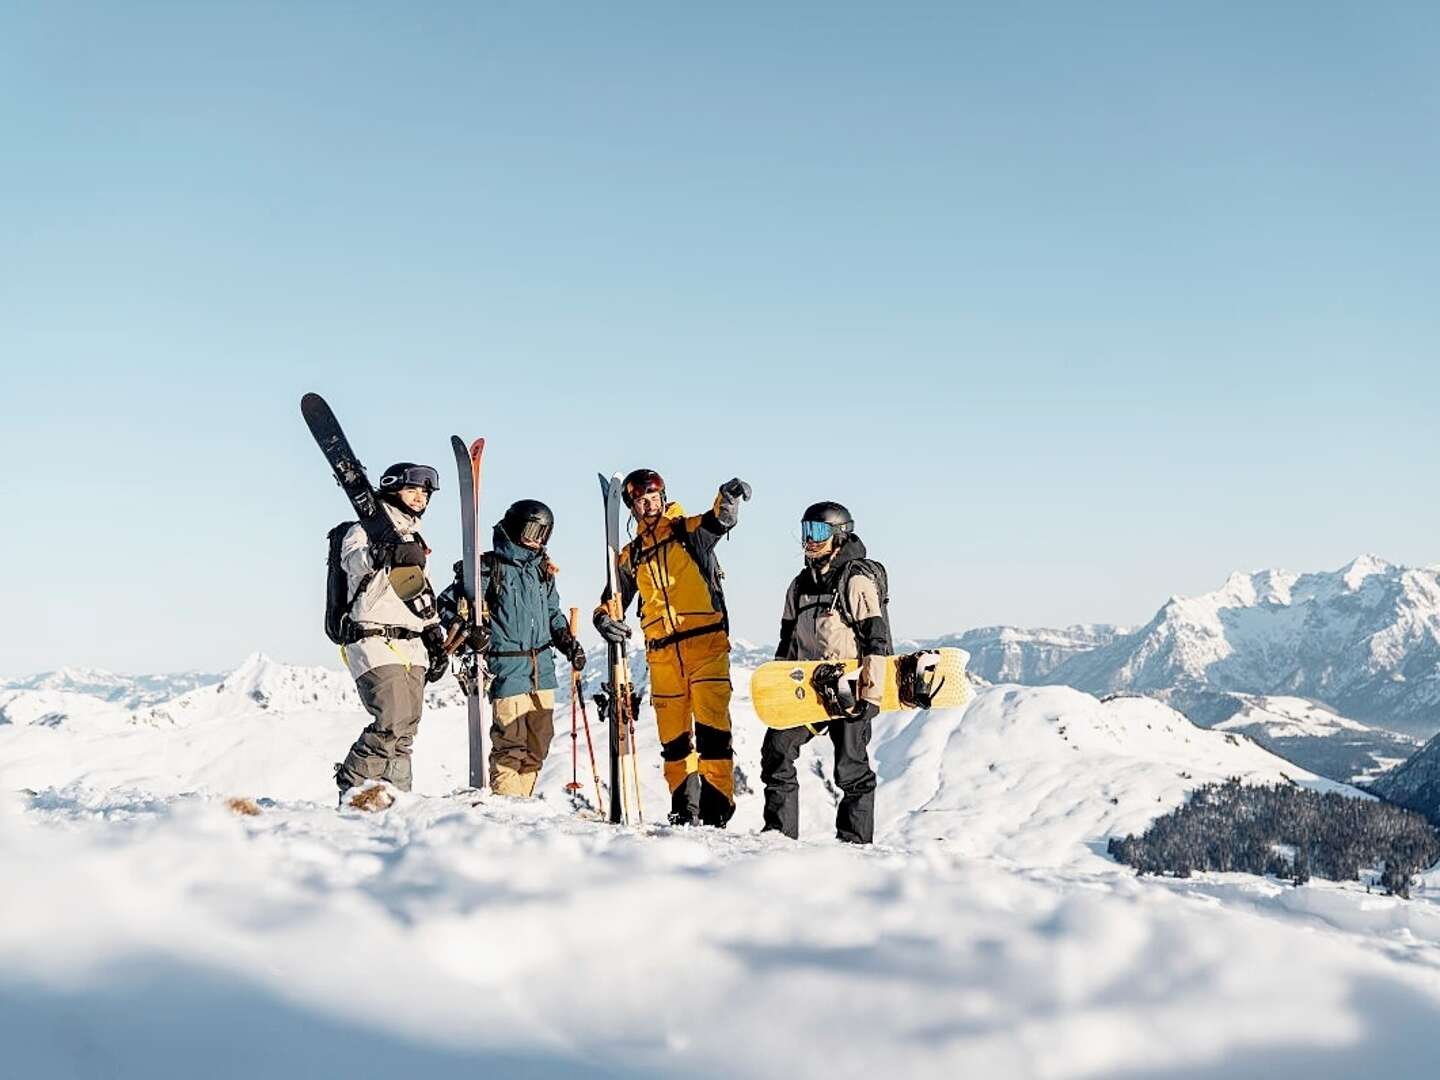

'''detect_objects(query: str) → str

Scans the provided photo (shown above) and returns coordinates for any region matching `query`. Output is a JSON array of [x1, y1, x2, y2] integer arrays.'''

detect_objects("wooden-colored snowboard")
[[749, 648, 973, 729]]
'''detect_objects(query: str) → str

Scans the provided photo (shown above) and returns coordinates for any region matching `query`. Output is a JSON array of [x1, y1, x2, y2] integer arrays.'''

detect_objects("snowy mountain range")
[[1042, 555, 1440, 739], [0, 667, 223, 709], [916, 624, 1128, 684]]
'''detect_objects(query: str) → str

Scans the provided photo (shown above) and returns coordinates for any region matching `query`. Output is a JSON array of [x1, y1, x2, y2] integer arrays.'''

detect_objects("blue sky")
[[3, 2, 1437, 673]]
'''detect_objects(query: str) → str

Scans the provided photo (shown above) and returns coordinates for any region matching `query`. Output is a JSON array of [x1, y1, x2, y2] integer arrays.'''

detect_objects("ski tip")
[[597, 472, 611, 495], [301, 391, 325, 411], [450, 434, 466, 451]]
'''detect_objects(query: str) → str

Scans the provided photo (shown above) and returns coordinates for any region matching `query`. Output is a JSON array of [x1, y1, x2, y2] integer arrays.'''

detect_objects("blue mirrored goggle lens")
[[801, 520, 834, 543]]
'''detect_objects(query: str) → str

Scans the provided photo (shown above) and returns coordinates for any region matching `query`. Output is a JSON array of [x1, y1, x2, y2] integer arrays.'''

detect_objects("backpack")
[[324, 521, 375, 644], [835, 557, 890, 625]]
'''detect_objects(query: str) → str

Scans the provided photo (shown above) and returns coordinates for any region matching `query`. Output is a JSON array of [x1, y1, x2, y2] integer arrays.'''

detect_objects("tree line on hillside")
[[1107, 779, 1440, 898]]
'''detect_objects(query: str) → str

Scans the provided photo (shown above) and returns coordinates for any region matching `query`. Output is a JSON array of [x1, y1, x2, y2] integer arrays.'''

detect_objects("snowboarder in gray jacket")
[[333, 462, 448, 800], [760, 501, 892, 844]]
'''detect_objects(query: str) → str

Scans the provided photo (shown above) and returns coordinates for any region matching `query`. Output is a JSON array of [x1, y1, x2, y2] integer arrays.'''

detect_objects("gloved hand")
[[464, 623, 490, 654], [720, 477, 752, 501], [847, 699, 880, 725], [568, 640, 588, 672], [595, 613, 632, 644], [421, 625, 450, 684], [391, 540, 427, 568]]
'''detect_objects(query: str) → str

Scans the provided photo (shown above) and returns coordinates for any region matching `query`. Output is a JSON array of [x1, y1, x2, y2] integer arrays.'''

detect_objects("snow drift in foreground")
[[5, 654, 1440, 1078]]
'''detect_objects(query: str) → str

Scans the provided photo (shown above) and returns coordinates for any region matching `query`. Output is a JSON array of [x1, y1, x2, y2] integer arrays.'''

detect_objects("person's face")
[[803, 536, 835, 561], [632, 489, 665, 524], [397, 486, 430, 513]]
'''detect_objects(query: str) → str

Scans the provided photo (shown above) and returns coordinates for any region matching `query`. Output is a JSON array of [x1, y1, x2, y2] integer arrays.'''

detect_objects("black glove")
[[847, 699, 880, 725], [464, 623, 490, 653], [391, 541, 427, 568], [421, 625, 449, 684], [551, 626, 588, 672], [595, 612, 632, 644], [720, 477, 752, 501]]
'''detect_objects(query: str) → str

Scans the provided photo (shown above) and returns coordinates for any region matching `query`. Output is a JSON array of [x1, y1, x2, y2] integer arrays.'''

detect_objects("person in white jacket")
[[333, 462, 445, 799]]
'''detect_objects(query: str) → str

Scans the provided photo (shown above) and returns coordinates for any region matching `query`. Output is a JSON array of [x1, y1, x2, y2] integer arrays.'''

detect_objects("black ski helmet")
[[801, 501, 854, 544], [621, 468, 666, 509], [502, 499, 555, 548], [377, 462, 439, 517]]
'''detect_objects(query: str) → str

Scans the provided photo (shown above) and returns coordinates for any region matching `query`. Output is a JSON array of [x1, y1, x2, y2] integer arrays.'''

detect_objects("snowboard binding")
[[811, 663, 860, 719], [897, 651, 947, 709]]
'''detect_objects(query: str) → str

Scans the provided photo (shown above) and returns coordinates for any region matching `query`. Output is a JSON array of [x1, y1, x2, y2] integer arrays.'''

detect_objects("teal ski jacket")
[[484, 524, 570, 700]]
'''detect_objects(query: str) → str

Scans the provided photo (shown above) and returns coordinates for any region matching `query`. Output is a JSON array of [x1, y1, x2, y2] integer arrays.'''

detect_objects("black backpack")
[[325, 521, 374, 645]]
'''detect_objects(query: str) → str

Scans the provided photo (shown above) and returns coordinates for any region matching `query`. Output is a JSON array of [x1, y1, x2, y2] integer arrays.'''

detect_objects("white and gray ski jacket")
[[340, 501, 438, 680]]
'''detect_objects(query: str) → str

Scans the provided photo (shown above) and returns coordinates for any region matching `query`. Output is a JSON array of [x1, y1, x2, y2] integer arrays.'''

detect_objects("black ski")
[[300, 392, 424, 601]]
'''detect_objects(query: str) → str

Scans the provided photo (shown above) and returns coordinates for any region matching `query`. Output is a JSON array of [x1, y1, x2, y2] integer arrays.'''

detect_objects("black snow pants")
[[760, 715, 876, 844]]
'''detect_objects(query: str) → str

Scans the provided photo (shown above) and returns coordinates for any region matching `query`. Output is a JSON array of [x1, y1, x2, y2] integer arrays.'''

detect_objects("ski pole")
[[577, 689, 604, 813], [565, 609, 582, 795], [568, 607, 605, 811], [627, 693, 644, 823]]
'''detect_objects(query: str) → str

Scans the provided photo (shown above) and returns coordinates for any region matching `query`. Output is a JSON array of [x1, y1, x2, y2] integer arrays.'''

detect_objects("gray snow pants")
[[336, 664, 427, 793]]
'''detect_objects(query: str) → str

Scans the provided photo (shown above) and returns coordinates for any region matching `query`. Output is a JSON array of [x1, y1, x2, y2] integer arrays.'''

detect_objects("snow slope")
[[6, 655, 1440, 1078]]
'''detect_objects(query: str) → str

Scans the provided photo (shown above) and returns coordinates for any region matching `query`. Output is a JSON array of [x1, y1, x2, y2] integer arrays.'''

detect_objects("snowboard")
[[300, 392, 426, 602], [749, 648, 973, 729], [597, 471, 642, 824], [450, 435, 489, 790]]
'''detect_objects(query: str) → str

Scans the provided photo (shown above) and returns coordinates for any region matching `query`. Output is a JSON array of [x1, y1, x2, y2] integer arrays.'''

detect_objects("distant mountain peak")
[[1341, 553, 1394, 591]]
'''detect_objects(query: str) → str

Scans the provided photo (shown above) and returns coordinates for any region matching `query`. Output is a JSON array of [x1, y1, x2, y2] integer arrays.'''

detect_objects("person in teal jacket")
[[441, 499, 587, 796]]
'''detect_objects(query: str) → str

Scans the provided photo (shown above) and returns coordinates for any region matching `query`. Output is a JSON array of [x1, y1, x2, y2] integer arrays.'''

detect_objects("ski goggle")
[[517, 519, 553, 547], [801, 520, 835, 544], [379, 465, 440, 492]]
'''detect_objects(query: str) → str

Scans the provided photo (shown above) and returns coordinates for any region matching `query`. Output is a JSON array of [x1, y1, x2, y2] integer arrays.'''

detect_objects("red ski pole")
[[565, 608, 582, 796]]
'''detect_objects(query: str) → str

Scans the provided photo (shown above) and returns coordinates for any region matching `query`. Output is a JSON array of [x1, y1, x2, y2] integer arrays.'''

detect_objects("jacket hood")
[[381, 499, 423, 536], [808, 533, 867, 580]]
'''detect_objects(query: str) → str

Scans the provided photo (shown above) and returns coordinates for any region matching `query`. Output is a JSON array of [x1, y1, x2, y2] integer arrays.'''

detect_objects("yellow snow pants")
[[646, 629, 735, 826]]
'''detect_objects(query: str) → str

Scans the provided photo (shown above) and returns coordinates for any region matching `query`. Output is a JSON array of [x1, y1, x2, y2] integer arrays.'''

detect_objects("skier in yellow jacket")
[[594, 469, 751, 827]]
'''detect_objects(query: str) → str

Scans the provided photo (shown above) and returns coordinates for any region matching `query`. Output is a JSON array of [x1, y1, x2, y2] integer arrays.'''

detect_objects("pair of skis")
[[300, 393, 427, 602], [597, 472, 644, 825], [450, 435, 489, 789]]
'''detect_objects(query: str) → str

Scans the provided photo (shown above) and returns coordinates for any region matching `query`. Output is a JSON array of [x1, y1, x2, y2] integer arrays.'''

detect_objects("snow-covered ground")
[[7, 655, 1440, 1078]]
